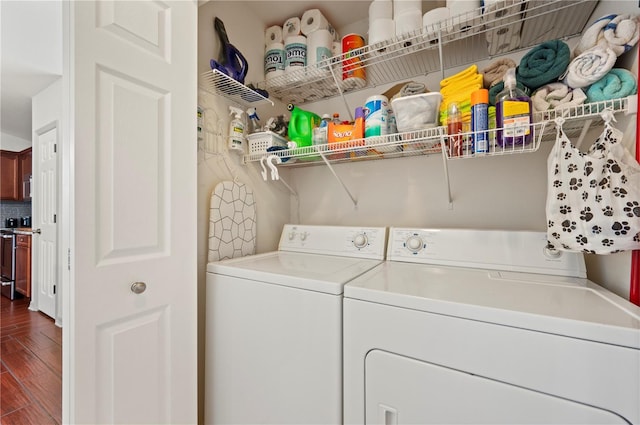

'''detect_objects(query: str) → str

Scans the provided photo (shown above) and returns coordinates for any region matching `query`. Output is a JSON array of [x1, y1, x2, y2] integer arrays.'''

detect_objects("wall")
[[197, 2, 291, 422], [0, 132, 31, 151]]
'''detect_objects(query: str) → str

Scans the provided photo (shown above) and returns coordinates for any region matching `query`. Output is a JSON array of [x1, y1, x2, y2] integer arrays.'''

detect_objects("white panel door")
[[32, 125, 58, 319], [67, 1, 197, 423]]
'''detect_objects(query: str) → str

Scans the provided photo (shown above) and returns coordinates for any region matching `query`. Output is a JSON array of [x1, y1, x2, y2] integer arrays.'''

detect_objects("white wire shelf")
[[200, 69, 274, 107], [257, 0, 598, 105], [243, 96, 635, 166]]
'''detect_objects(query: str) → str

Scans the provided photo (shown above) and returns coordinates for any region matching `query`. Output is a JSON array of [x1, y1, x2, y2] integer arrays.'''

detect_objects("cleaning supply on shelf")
[[364, 95, 389, 138], [495, 68, 533, 147], [488, 80, 530, 106], [287, 104, 321, 148], [342, 34, 367, 90], [585, 68, 638, 103], [228, 106, 246, 153], [332, 113, 341, 125], [247, 107, 262, 133], [439, 64, 482, 127], [312, 114, 332, 145], [516, 39, 570, 91], [446, 101, 463, 157], [471, 88, 489, 154], [328, 107, 365, 157]]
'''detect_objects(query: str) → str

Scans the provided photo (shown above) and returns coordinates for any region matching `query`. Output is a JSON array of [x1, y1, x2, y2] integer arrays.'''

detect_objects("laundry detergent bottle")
[[495, 68, 532, 147], [287, 104, 321, 148]]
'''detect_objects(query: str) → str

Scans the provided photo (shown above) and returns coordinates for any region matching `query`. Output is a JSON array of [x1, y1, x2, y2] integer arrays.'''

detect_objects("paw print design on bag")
[[545, 112, 640, 253]]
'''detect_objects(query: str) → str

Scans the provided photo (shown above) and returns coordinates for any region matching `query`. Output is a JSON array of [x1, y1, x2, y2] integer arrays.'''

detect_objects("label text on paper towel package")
[[286, 43, 307, 68], [265, 48, 284, 73]]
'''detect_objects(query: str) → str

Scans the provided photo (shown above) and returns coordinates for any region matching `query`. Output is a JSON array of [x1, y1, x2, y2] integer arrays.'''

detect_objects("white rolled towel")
[[563, 46, 617, 89], [575, 14, 640, 57], [531, 83, 587, 112]]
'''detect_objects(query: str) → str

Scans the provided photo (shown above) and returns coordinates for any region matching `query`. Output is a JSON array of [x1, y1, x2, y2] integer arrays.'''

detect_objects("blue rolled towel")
[[586, 68, 637, 102], [517, 40, 571, 91]]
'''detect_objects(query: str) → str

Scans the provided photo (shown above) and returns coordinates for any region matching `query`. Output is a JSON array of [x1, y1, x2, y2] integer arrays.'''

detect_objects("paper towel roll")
[[307, 29, 333, 71], [265, 25, 283, 45], [301, 9, 331, 35], [395, 10, 423, 37], [483, 0, 524, 27], [283, 17, 301, 37], [447, 0, 482, 33], [394, 0, 421, 16], [285, 35, 307, 77], [264, 42, 285, 77], [487, 32, 521, 55], [485, 22, 522, 42], [369, 18, 395, 46], [369, 0, 392, 20], [423, 7, 450, 28]]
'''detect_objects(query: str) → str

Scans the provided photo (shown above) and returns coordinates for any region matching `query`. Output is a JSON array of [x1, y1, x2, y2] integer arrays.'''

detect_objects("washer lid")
[[208, 251, 383, 295], [345, 262, 640, 348]]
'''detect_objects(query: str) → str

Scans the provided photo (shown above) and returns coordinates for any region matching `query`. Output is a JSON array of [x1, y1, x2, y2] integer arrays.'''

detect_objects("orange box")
[[327, 118, 364, 147]]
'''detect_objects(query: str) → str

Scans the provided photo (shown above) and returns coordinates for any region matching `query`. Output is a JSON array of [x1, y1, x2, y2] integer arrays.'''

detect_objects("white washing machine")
[[344, 228, 640, 424], [205, 224, 386, 425]]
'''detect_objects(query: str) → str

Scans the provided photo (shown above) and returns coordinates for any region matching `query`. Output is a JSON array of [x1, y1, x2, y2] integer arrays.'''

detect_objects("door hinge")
[[67, 248, 71, 271], [53, 285, 56, 295], [54, 144, 57, 153], [53, 214, 56, 224]]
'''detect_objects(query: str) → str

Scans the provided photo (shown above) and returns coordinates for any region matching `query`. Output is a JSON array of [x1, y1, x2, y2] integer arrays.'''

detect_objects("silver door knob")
[[130, 281, 147, 294]]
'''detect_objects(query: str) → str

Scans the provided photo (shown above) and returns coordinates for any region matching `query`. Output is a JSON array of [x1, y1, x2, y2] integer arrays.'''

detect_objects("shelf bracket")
[[316, 150, 358, 208], [439, 135, 454, 209], [329, 64, 354, 121]]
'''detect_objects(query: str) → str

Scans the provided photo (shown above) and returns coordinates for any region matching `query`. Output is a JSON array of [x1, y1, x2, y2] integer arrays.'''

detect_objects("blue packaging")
[[471, 89, 489, 154]]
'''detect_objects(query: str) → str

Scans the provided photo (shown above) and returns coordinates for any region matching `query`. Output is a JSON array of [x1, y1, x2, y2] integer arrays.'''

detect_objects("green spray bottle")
[[287, 104, 320, 148]]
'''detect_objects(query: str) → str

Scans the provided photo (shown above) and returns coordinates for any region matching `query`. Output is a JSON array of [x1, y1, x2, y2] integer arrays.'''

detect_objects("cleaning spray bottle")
[[246, 107, 261, 133], [495, 68, 532, 147], [228, 106, 245, 153]]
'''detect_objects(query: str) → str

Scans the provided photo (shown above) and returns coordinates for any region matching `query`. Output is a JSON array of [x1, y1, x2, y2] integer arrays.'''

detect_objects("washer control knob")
[[406, 235, 424, 253], [353, 233, 368, 249], [544, 244, 562, 259], [288, 231, 296, 240], [299, 232, 308, 241]]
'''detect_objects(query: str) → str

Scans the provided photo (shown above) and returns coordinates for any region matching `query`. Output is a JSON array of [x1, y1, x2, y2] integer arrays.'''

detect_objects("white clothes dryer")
[[344, 228, 640, 424], [205, 224, 386, 425]]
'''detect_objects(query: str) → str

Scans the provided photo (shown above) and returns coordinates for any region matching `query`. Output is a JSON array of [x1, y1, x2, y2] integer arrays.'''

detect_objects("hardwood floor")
[[1, 296, 61, 424]]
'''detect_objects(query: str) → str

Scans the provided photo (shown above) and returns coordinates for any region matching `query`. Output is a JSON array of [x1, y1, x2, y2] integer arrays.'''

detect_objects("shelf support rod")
[[329, 63, 354, 121], [575, 119, 593, 150], [440, 133, 454, 209], [437, 26, 445, 82], [316, 150, 358, 208]]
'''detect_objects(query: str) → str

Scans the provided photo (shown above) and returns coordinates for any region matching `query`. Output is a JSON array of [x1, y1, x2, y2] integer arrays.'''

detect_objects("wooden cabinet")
[[0, 150, 20, 200], [15, 234, 31, 298], [0, 148, 31, 201], [19, 148, 32, 200]]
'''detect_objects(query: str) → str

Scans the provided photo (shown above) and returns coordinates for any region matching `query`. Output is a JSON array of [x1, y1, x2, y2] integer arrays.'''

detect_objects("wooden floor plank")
[[0, 371, 31, 416], [1, 295, 62, 424]]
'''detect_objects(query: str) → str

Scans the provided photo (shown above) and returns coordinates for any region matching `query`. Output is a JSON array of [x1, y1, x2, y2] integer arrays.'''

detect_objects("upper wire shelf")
[[257, 0, 598, 105], [200, 69, 274, 107]]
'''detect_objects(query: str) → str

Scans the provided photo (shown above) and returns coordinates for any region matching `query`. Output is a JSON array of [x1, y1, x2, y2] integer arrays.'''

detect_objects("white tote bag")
[[546, 112, 640, 254]]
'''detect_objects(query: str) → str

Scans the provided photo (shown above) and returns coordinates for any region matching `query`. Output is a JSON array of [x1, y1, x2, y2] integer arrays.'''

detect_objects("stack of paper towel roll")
[[394, 0, 422, 39], [264, 9, 338, 81], [301, 9, 336, 74], [368, 0, 394, 46], [483, 0, 525, 55]]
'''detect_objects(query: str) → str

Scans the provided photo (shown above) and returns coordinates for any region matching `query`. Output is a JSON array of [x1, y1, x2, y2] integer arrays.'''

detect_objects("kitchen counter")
[[1, 227, 33, 235]]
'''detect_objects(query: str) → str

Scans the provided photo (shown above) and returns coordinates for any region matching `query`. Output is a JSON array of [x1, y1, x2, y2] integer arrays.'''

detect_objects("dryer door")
[[365, 350, 628, 424]]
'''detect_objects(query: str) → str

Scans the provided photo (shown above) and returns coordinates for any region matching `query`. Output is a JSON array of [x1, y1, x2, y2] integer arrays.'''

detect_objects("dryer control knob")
[[353, 233, 368, 249], [299, 232, 308, 241], [288, 231, 296, 240], [406, 235, 424, 253]]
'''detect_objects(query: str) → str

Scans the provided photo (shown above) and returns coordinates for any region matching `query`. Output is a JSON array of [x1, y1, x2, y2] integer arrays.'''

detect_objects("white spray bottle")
[[228, 106, 245, 153]]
